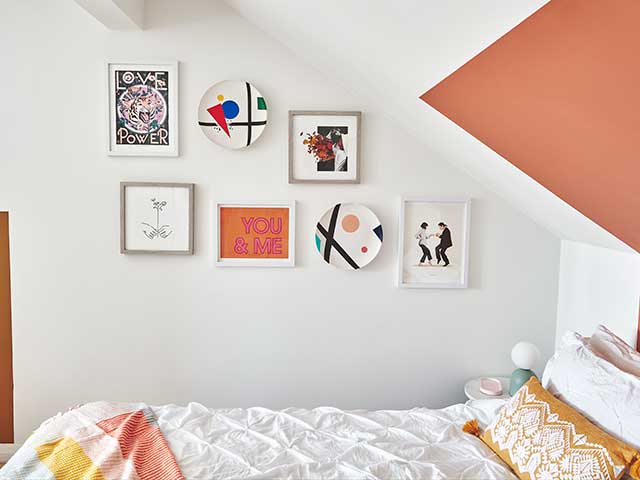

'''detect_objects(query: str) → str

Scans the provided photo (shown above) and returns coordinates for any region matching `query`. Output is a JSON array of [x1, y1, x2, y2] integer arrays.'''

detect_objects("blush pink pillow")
[[589, 324, 640, 378]]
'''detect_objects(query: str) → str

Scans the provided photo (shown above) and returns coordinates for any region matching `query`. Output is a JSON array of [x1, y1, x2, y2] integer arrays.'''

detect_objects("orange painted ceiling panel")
[[421, 0, 640, 252]]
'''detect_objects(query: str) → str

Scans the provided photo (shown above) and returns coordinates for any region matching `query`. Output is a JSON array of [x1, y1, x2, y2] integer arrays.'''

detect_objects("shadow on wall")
[[143, 0, 234, 30]]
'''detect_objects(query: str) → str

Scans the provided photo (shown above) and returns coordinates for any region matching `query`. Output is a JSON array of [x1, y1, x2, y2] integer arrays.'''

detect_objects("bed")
[[3, 324, 639, 480], [0, 399, 516, 480]]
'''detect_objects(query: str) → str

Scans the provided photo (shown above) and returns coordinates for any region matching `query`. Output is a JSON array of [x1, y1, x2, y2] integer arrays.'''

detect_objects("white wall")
[[0, 0, 560, 444], [226, 0, 632, 254], [556, 240, 640, 347]]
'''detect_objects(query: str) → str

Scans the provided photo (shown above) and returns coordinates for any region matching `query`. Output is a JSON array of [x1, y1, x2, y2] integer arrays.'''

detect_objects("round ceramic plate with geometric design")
[[315, 203, 383, 270], [197, 80, 268, 149]]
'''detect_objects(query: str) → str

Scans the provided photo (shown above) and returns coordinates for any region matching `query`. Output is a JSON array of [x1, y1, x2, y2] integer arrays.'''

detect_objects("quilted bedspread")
[[2, 399, 517, 479]]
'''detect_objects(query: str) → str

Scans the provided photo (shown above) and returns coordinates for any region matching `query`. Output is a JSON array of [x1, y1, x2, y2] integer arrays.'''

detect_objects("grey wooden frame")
[[120, 182, 194, 255], [288, 110, 361, 184]]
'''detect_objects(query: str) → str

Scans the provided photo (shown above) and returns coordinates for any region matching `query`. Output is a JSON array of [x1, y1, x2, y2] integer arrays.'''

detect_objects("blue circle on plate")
[[222, 100, 240, 119]]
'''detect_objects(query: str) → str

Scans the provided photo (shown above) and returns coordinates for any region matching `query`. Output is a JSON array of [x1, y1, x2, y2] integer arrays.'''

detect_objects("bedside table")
[[464, 376, 511, 400]]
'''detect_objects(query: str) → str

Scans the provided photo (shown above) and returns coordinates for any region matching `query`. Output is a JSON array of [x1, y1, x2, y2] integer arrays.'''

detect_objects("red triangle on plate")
[[206, 103, 230, 137]]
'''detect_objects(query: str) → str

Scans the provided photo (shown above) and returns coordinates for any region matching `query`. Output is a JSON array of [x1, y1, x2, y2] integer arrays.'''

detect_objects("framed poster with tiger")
[[107, 61, 179, 156]]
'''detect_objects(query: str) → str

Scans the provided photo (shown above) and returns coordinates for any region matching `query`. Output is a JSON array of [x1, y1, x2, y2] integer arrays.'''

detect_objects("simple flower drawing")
[[142, 198, 172, 239]]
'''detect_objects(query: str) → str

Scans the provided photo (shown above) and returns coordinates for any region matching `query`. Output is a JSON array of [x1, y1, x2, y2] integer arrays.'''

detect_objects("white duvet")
[[3, 399, 516, 480], [157, 399, 515, 480]]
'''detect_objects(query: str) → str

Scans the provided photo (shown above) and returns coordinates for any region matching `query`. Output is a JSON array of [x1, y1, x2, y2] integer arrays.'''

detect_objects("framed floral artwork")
[[107, 61, 179, 156], [120, 182, 194, 254], [215, 202, 295, 267], [288, 111, 361, 183], [397, 198, 471, 288]]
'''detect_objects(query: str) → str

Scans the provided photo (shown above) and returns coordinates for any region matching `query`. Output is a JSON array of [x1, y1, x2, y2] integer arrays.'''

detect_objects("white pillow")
[[589, 324, 640, 378], [542, 331, 640, 449]]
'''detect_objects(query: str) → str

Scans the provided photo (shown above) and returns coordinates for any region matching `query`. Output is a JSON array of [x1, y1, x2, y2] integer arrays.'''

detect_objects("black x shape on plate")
[[316, 204, 360, 270]]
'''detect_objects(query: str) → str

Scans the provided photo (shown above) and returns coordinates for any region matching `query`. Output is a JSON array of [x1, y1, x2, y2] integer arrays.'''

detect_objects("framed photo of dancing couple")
[[215, 202, 296, 267], [397, 198, 470, 289], [107, 61, 179, 156], [288, 111, 361, 183]]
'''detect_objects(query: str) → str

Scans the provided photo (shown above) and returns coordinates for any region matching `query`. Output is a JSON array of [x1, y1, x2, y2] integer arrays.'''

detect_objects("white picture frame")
[[107, 60, 179, 156], [397, 197, 470, 289], [289, 111, 361, 184], [215, 201, 296, 267], [120, 182, 194, 255]]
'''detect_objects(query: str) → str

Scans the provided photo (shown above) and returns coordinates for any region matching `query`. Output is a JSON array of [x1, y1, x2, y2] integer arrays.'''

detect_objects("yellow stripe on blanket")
[[36, 437, 105, 480]]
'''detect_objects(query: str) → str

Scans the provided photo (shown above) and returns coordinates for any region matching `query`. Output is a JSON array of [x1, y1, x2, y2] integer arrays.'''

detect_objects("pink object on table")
[[479, 377, 503, 396]]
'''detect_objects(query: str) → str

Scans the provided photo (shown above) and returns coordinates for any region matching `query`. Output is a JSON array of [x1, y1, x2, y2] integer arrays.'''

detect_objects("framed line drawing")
[[397, 197, 470, 289], [215, 202, 295, 267], [289, 111, 361, 183], [120, 182, 194, 255], [107, 61, 179, 156]]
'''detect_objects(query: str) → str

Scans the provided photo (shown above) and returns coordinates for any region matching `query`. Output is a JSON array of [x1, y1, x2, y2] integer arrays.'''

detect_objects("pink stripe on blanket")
[[97, 409, 184, 480]]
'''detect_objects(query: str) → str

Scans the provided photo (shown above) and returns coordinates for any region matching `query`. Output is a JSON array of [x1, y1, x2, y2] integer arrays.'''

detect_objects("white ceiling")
[[74, 0, 145, 29], [223, 0, 632, 252]]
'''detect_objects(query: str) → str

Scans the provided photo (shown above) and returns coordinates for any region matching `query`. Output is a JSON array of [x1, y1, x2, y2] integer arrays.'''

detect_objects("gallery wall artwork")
[[198, 80, 268, 149], [216, 202, 295, 267], [106, 66, 474, 289], [120, 182, 194, 255], [289, 111, 361, 183], [315, 203, 382, 270], [107, 62, 179, 156], [397, 198, 470, 288]]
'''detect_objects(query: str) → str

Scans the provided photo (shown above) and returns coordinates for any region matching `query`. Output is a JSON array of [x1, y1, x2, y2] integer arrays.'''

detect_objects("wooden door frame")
[[0, 212, 13, 442]]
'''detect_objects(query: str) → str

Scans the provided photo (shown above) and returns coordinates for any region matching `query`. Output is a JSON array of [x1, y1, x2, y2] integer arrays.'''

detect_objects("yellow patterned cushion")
[[479, 377, 640, 480]]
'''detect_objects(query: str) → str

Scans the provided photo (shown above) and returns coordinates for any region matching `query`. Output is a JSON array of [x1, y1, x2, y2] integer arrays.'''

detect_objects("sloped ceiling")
[[224, 0, 633, 252], [422, 0, 640, 253]]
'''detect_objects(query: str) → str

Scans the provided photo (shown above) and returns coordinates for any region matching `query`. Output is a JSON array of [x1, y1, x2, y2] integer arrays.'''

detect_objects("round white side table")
[[464, 376, 511, 401]]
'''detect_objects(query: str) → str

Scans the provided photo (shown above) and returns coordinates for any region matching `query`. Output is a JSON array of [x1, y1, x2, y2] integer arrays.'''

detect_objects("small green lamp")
[[509, 341, 541, 395]]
